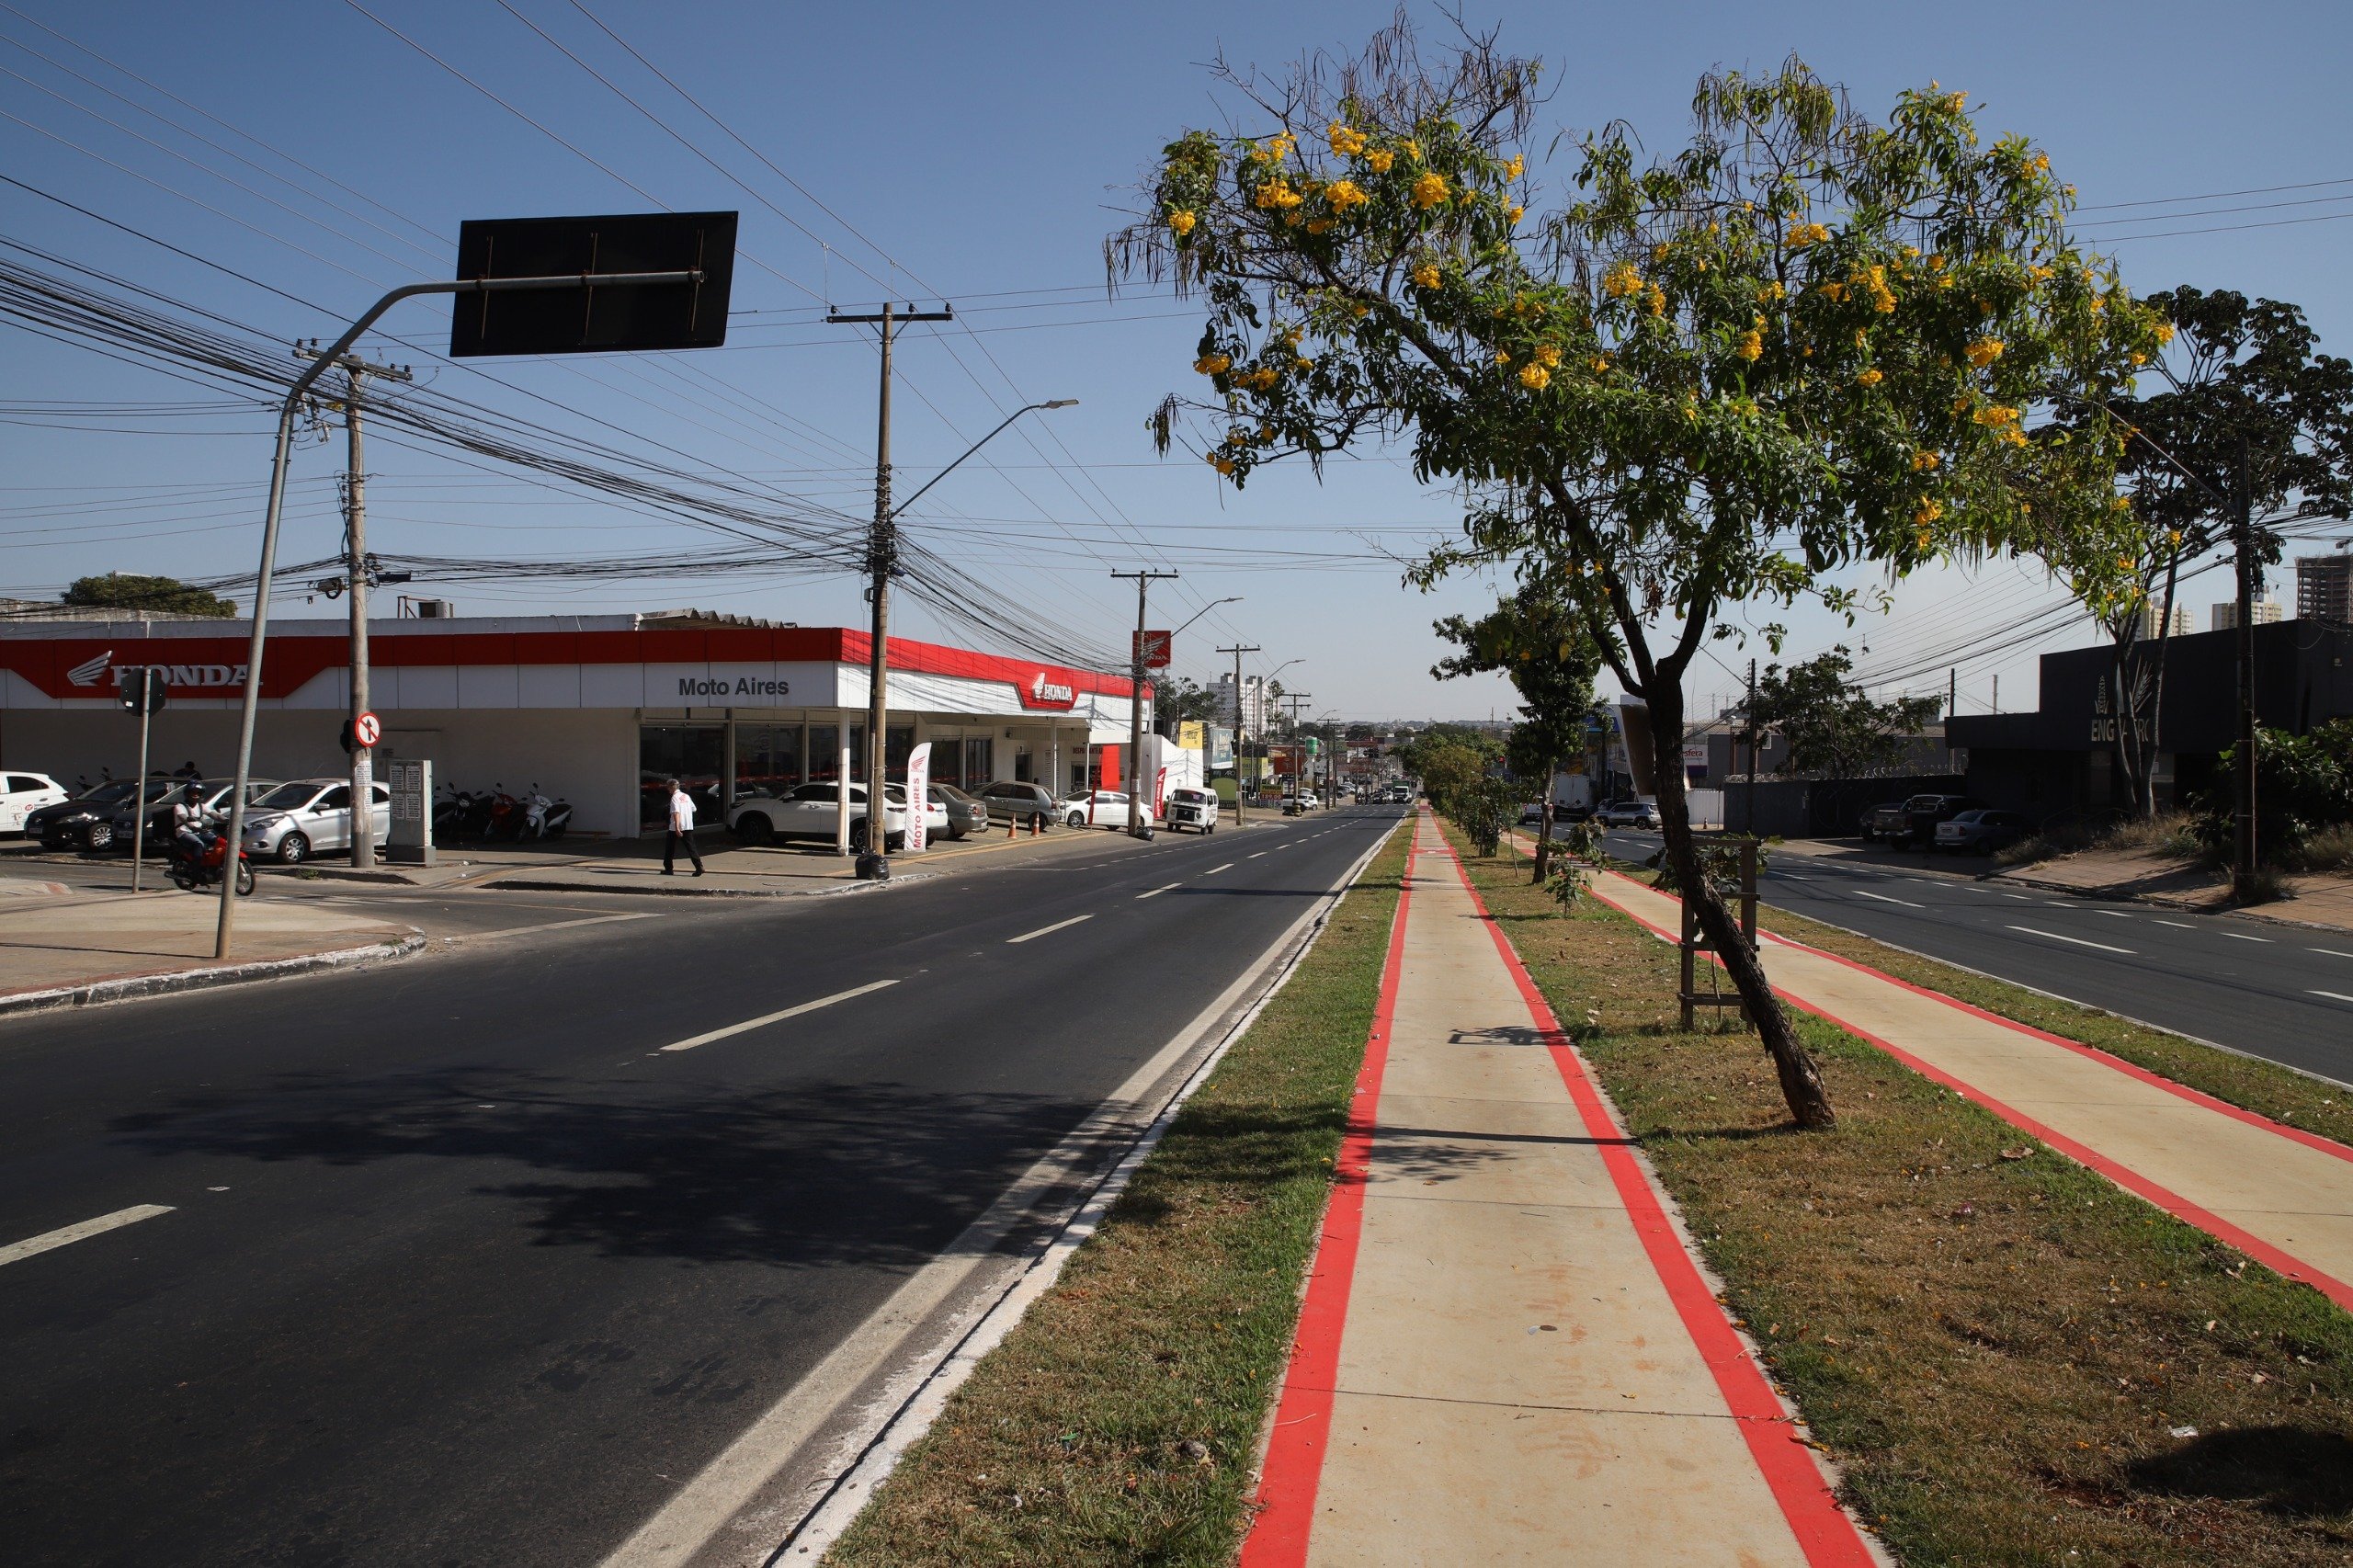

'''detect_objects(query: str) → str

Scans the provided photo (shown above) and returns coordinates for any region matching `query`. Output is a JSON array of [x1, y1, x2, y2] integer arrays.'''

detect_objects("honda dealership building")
[[0, 611, 1147, 835]]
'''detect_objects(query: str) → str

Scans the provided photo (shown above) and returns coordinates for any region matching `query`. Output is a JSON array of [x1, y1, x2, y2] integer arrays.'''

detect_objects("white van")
[[1165, 787, 1221, 835]]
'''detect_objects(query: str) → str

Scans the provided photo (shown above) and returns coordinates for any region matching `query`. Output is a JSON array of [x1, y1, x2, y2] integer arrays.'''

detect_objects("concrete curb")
[[477, 872, 935, 899], [1993, 867, 2353, 936], [0, 931, 426, 1018]]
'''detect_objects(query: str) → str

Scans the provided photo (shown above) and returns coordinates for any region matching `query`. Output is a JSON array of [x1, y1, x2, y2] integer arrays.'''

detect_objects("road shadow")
[[109, 1066, 1100, 1271], [2123, 1425, 2353, 1518]]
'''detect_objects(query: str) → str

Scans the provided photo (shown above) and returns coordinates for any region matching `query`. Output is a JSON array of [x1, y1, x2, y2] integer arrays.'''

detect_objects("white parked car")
[[726, 781, 944, 852], [1597, 799, 1662, 829], [0, 771, 67, 834], [238, 778, 392, 864], [1164, 787, 1221, 835], [1059, 789, 1155, 828]]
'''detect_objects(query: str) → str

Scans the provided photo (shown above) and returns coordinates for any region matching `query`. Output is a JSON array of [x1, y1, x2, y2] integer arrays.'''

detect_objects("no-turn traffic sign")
[[353, 711, 382, 748]]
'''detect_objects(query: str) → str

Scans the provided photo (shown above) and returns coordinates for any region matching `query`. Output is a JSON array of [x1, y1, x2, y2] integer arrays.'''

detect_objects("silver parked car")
[[972, 780, 1057, 827], [926, 782, 991, 840], [239, 778, 392, 864]]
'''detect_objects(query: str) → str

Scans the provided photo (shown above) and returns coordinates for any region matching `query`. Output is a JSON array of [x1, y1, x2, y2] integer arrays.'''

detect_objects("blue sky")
[[4, 0, 2349, 723]]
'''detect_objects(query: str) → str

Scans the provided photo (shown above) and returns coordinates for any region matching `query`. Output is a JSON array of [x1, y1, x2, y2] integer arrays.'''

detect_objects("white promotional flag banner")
[[904, 742, 931, 853]]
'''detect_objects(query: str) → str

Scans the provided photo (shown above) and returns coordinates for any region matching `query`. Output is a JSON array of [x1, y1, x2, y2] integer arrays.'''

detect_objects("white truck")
[[1549, 772, 1597, 820]]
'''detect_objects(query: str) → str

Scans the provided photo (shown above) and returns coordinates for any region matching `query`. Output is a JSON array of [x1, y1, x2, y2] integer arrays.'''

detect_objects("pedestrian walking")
[[663, 778, 705, 877]]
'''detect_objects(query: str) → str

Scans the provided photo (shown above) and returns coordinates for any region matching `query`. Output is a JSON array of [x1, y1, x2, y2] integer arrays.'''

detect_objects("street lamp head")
[[1042, 398, 1079, 409]]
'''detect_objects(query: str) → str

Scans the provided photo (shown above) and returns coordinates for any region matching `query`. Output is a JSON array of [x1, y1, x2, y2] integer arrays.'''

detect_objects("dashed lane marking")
[[1136, 884, 1182, 900], [2313, 991, 2353, 1006], [2315, 949, 2353, 960], [1006, 915, 1094, 945], [1, 1204, 174, 1269], [1850, 889, 1923, 908], [2223, 931, 2273, 944], [1204, 862, 1235, 875], [2154, 919, 2197, 929], [2006, 925, 2134, 955], [660, 980, 900, 1052]]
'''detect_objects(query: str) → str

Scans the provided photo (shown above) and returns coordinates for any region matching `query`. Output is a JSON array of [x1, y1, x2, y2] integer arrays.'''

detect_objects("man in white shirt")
[[663, 778, 705, 877]]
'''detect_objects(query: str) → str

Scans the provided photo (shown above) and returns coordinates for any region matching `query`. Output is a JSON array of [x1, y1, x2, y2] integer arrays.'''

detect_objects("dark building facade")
[[1948, 620, 2353, 826]]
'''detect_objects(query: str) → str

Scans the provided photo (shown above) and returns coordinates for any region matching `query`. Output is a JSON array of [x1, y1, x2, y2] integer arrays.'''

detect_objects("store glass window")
[[734, 723, 801, 800], [640, 724, 723, 831], [807, 723, 842, 781], [961, 736, 994, 789]]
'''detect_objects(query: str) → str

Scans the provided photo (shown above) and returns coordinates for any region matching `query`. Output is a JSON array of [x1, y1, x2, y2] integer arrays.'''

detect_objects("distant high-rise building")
[[2136, 601, 2193, 640], [1211, 672, 1273, 740], [2212, 598, 2284, 631], [2298, 552, 2353, 624]]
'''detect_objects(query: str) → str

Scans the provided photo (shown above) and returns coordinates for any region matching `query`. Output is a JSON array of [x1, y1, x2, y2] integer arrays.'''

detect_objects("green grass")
[[825, 823, 1409, 1566], [1450, 821, 2353, 1567]]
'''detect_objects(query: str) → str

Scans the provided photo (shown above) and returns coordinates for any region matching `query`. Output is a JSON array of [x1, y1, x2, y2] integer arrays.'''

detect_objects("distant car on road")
[[1934, 808, 2032, 855], [1164, 786, 1221, 834], [925, 782, 990, 841], [0, 771, 67, 835], [239, 778, 392, 864], [1597, 799, 1661, 829], [1898, 793, 1986, 847], [1518, 801, 1547, 825]]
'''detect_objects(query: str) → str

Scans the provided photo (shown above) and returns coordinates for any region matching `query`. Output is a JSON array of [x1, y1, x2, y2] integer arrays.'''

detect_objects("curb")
[[477, 873, 934, 899], [1992, 867, 2353, 936], [0, 931, 426, 1018]]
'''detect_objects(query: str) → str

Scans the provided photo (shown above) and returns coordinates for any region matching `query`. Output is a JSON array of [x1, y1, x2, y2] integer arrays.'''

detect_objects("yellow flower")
[[1589, 356, 1610, 374], [1327, 121, 1367, 156], [1734, 330, 1763, 362], [1366, 148, 1394, 174], [1911, 449, 1941, 472], [1518, 363, 1552, 391], [1325, 179, 1370, 212], [2029, 265, 2054, 283], [1211, 453, 1236, 475], [1943, 90, 1968, 114], [1253, 180, 1304, 210], [1168, 210, 1197, 237], [1974, 403, 2020, 426], [1785, 222, 1831, 248], [1965, 336, 2005, 369], [1757, 280, 1785, 303], [1412, 263, 1442, 290], [1411, 171, 1449, 210], [1494, 347, 1512, 365], [1819, 281, 1848, 302], [2129, 350, 2148, 366], [1305, 218, 1331, 234], [1643, 283, 1666, 316], [2030, 151, 2052, 174], [1193, 352, 1231, 376], [1266, 132, 1295, 163], [1998, 426, 2029, 448], [1653, 243, 1671, 263], [1403, 139, 1421, 161], [1915, 496, 1945, 525], [1506, 154, 1525, 179], [2154, 321, 2176, 346], [1862, 265, 1896, 312], [1915, 527, 1934, 551], [1857, 368, 1883, 387], [1245, 366, 1280, 391], [1534, 344, 1562, 368], [1603, 260, 1642, 299], [1506, 204, 1525, 224]]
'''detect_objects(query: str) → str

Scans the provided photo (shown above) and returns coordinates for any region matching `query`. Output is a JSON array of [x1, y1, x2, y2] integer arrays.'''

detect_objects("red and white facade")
[[0, 614, 1146, 835]]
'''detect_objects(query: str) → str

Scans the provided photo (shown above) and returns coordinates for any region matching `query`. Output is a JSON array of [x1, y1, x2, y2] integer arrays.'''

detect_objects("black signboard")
[[449, 211, 737, 357], [118, 666, 167, 714]]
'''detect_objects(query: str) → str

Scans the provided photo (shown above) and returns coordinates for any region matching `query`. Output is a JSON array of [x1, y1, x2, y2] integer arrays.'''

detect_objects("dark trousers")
[[664, 828, 703, 872]]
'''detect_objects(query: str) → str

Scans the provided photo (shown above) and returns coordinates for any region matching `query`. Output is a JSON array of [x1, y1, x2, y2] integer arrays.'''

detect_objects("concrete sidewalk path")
[[1245, 815, 1876, 1568], [1587, 868, 2353, 1313]]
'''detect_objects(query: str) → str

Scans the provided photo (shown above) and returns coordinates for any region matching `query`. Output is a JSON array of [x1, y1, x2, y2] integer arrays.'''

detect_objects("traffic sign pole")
[[124, 666, 164, 893]]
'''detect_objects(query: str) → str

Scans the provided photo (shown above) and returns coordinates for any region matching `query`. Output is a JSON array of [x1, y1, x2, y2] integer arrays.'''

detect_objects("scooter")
[[483, 783, 525, 841], [166, 826, 255, 896], [516, 784, 573, 840]]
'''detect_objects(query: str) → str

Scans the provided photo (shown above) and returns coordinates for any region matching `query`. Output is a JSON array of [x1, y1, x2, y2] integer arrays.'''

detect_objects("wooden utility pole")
[[829, 302, 952, 877], [1217, 642, 1259, 826], [2233, 437, 2260, 888], [1112, 570, 1178, 837]]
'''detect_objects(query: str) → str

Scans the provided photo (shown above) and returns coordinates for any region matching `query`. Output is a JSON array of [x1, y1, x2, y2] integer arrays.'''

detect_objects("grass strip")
[[826, 823, 1409, 1566], [1456, 824, 2353, 1567], [1753, 896, 2353, 1146]]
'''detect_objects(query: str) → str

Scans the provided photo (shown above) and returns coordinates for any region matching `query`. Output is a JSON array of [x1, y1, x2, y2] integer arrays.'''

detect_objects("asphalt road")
[[1598, 829, 2353, 1085], [0, 806, 1404, 1568]]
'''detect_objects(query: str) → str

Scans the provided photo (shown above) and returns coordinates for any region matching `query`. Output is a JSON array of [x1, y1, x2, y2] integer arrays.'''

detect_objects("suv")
[[1165, 787, 1221, 835], [1897, 793, 1985, 847], [239, 778, 392, 863], [1859, 801, 1910, 843], [973, 780, 1057, 828], [1597, 799, 1662, 829], [727, 781, 941, 851]]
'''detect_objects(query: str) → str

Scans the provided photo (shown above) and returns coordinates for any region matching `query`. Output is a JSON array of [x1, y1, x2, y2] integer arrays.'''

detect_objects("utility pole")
[[1284, 692, 1313, 808], [2233, 436, 2260, 889], [1744, 657, 1758, 837], [829, 301, 953, 878], [1217, 642, 1259, 826], [299, 345, 412, 870], [1112, 570, 1179, 837]]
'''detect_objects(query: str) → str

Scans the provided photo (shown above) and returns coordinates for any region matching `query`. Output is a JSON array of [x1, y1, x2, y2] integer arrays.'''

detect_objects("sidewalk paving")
[[0, 882, 417, 1012], [1994, 846, 2353, 933], [1245, 814, 1875, 1567], [1586, 867, 2353, 1313]]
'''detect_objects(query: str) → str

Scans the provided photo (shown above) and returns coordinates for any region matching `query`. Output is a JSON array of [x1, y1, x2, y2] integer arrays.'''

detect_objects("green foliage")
[[1541, 815, 1602, 912], [2189, 720, 2353, 860], [1652, 836, 1770, 897], [1747, 646, 1941, 778], [1393, 726, 1499, 815], [1451, 775, 1518, 856], [1152, 674, 1231, 728], [61, 573, 234, 619], [1433, 584, 1599, 788]]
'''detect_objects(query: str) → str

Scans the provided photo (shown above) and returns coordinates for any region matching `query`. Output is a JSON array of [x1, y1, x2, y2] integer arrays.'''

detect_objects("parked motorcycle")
[[483, 784, 525, 841], [514, 783, 573, 840], [433, 783, 492, 842], [166, 826, 255, 896]]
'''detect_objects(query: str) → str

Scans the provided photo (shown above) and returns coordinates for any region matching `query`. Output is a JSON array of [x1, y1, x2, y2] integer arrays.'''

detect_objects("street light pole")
[[1112, 569, 1179, 838], [1216, 642, 1259, 826]]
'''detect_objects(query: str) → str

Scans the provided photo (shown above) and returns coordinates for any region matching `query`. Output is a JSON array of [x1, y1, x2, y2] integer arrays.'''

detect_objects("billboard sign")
[[449, 211, 738, 357]]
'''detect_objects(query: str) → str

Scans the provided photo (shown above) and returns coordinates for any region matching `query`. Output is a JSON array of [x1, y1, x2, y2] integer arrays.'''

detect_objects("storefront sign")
[[1017, 671, 1079, 710], [676, 675, 792, 699]]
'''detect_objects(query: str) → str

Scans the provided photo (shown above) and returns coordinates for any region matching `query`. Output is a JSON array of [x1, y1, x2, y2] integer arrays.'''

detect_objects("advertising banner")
[[1209, 724, 1234, 769], [904, 742, 931, 853], [1176, 719, 1205, 751]]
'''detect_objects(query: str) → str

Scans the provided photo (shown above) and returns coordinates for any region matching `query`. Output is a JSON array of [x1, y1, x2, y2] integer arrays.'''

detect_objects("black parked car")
[[1897, 793, 1986, 847], [28, 779, 153, 851], [1859, 801, 1910, 843]]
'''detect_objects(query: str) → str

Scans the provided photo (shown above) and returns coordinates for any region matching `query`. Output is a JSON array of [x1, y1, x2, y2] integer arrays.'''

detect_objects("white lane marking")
[[1136, 884, 1182, 900], [660, 980, 900, 1052], [1850, 889, 1923, 908], [1247, 852, 1267, 859], [2095, 910, 2133, 919], [1203, 862, 1235, 876], [2154, 919, 2197, 929], [2003, 893, 2034, 902], [1, 1204, 174, 1268], [1007, 915, 1094, 944], [504, 912, 661, 936], [2314, 949, 2353, 960], [2006, 925, 2135, 955], [2223, 931, 2272, 943], [2312, 990, 2353, 1005]]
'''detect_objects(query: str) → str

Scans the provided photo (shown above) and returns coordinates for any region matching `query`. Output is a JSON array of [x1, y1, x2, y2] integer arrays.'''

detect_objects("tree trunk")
[[1533, 754, 1554, 883], [1644, 676, 1836, 1130]]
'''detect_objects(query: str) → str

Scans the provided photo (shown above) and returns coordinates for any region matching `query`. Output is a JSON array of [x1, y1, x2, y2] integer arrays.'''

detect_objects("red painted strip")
[[1238, 824, 1420, 1568], [1585, 872, 2353, 1312], [1444, 854, 1879, 1566]]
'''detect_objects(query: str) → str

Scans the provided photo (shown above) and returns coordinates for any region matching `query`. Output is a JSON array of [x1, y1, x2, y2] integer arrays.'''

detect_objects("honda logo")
[[66, 651, 112, 687], [63, 652, 247, 691], [1029, 672, 1074, 704]]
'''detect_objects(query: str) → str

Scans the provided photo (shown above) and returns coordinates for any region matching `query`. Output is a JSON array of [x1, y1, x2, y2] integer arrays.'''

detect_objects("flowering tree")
[[1110, 21, 2159, 1127]]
